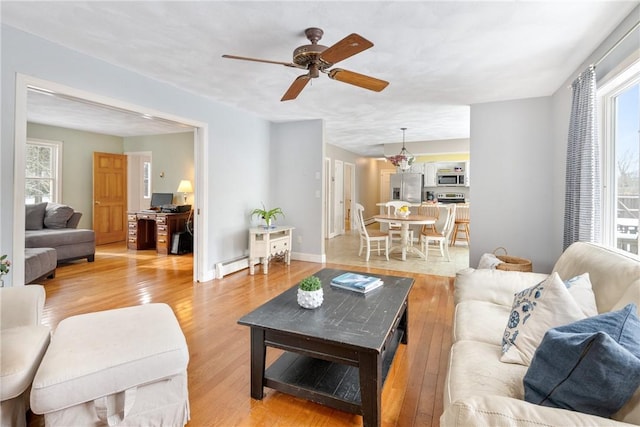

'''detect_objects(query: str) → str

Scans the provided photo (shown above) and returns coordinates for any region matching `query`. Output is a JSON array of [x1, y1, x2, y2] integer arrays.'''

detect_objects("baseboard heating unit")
[[215, 256, 250, 279]]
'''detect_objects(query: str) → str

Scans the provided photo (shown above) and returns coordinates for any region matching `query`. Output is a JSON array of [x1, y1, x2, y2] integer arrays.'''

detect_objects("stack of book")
[[330, 272, 383, 294]]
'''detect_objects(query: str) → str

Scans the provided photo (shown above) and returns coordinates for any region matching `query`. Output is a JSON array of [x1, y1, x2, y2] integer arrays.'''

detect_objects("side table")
[[249, 226, 294, 275]]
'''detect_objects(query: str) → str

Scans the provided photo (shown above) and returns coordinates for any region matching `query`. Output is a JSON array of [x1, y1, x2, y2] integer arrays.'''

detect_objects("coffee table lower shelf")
[[264, 329, 404, 415]]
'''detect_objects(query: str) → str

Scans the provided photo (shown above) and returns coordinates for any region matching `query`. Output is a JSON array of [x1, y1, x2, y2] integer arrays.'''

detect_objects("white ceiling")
[[3, 1, 637, 156]]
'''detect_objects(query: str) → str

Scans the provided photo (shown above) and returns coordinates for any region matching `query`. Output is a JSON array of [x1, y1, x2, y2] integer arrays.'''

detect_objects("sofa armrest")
[[441, 396, 636, 427], [0, 285, 46, 329], [455, 268, 549, 306], [66, 212, 82, 229]]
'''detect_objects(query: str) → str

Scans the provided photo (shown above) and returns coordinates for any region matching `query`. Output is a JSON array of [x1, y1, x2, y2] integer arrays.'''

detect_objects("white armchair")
[[0, 285, 50, 427]]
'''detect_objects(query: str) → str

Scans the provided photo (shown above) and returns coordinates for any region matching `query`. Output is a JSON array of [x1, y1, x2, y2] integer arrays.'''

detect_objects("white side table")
[[249, 226, 294, 275]]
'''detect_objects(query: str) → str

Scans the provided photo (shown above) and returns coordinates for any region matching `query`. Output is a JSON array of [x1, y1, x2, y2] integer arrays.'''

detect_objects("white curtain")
[[564, 66, 601, 250]]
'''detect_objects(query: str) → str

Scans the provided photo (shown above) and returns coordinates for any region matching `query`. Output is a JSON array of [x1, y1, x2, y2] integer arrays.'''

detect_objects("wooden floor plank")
[[26, 242, 454, 427]]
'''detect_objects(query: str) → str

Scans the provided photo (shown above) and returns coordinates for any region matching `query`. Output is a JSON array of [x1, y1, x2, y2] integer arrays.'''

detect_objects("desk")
[[127, 211, 191, 255], [249, 226, 294, 275], [374, 214, 435, 261]]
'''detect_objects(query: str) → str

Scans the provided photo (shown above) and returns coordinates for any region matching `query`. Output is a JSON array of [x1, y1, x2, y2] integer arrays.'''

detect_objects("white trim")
[[597, 55, 640, 251], [14, 74, 211, 284]]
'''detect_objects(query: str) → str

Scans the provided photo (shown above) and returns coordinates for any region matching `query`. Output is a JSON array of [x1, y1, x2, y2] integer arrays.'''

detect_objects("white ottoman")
[[30, 303, 190, 426]]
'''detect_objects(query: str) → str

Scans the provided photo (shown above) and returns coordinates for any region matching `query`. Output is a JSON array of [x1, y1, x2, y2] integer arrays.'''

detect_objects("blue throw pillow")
[[524, 303, 640, 418]]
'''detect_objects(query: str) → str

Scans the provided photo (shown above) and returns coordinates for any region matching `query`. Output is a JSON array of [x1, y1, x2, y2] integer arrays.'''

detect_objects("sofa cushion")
[[453, 301, 510, 345], [25, 229, 96, 248], [524, 304, 640, 419], [44, 203, 74, 229], [501, 272, 586, 365], [25, 202, 47, 230], [445, 340, 528, 408], [454, 268, 549, 306]]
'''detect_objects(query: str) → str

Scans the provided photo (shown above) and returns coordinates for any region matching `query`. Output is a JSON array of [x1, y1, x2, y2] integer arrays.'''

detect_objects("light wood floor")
[[27, 242, 454, 427]]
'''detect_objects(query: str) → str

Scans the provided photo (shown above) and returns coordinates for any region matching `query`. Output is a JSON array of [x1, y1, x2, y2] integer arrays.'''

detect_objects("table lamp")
[[176, 180, 193, 204]]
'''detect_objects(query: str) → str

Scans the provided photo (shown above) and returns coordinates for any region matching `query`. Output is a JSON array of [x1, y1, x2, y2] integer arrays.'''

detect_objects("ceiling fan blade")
[[319, 33, 373, 65], [281, 75, 311, 101], [222, 54, 298, 68], [328, 69, 389, 92]]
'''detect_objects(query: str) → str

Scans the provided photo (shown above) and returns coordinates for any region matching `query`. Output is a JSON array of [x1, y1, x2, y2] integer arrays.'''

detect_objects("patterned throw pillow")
[[501, 272, 586, 365]]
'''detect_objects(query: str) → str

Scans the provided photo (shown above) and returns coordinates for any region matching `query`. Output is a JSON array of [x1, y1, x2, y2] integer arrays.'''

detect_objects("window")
[[25, 139, 62, 204], [599, 60, 640, 255], [143, 161, 151, 199]]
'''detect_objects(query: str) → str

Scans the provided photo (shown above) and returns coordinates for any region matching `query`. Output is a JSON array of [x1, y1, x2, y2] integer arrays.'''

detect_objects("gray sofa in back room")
[[25, 203, 96, 282]]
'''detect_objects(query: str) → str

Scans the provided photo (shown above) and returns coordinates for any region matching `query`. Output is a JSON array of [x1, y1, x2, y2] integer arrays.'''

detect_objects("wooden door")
[[93, 152, 127, 245]]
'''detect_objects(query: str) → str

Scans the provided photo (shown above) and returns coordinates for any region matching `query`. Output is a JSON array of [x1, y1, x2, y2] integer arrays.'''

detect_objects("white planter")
[[297, 288, 323, 309]]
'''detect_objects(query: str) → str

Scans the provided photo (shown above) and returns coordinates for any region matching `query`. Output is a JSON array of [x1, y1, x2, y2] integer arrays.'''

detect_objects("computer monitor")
[[150, 193, 173, 208]]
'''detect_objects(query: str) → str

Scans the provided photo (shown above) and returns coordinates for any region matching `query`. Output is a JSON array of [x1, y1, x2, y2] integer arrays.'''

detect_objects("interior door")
[[93, 152, 127, 245], [334, 160, 344, 235]]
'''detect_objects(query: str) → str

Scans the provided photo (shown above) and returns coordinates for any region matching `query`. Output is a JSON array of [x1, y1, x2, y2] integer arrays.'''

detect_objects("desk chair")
[[355, 203, 389, 261]]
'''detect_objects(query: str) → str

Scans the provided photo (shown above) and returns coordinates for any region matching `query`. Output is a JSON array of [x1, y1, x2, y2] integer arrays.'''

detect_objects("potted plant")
[[250, 203, 284, 228], [297, 275, 323, 309]]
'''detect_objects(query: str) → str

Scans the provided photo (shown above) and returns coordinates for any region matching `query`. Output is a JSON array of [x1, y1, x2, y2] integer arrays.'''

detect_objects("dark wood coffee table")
[[238, 268, 413, 427]]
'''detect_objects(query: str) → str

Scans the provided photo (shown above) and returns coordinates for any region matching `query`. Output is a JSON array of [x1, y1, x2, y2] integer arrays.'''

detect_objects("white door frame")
[[13, 74, 209, 284], [344, 162, 355, 230], [334, 159, 344, 236], [325, 157, 335, 238]]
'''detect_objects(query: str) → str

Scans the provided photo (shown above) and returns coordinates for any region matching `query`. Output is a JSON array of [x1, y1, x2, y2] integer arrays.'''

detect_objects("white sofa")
[[442, 242, 640, 426]]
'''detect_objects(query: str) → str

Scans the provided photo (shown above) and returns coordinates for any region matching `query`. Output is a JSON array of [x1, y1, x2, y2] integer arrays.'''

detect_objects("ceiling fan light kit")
[[222, 27, 389, 101]]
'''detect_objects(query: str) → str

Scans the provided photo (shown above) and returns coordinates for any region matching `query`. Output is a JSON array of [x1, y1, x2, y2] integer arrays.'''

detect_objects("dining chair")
[[355, 203, 389, 261], [450, 203, 470, 246], [420, 204, 457, 261], [384, 201, 414, 245], [418, 203, 440, 234]]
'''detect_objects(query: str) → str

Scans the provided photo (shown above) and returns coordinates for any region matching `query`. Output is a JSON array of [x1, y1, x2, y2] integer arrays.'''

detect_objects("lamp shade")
[[176, 180, 193, 193]]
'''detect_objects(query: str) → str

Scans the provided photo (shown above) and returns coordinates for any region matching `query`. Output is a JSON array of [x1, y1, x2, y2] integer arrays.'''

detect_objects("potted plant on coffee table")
[[250, 203, 284, 229], [297, 275, 323, 309]]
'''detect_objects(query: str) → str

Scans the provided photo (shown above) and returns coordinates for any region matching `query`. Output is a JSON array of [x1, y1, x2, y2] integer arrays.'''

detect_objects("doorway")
[[13, 74, 208, 284]]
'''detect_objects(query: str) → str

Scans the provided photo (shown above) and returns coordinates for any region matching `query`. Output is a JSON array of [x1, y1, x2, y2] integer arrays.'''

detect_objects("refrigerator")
[[390, 173, 423, 203]]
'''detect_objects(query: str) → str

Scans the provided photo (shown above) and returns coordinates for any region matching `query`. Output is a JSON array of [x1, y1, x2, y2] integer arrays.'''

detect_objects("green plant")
[[0, 254, 10, 276], [250, 203, 284, 226], [298, 275, 322, 292]]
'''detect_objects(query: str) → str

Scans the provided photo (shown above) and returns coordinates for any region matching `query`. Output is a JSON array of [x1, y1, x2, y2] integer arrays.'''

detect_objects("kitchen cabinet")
[[424, 163, 437, 187]]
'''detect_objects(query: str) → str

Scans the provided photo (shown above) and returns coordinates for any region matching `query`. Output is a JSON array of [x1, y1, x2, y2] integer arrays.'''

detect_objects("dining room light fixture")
[[176, 179, 193, 204], [386, 127, 414, 171]]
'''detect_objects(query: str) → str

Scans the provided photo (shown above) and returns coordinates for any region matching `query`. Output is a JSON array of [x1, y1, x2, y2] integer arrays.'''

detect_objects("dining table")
[[373, 213, 436, 261]]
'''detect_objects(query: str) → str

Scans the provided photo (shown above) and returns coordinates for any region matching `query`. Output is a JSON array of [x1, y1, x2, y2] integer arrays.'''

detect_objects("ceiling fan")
[[222, 27, 389, 101]]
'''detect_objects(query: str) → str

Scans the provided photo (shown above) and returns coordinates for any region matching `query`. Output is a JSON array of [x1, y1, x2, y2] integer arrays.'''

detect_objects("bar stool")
[[451, 203, 470, 246]]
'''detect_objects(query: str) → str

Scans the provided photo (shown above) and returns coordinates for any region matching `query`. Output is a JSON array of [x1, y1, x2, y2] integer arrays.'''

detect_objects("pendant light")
[[387, 127, 415, 171]]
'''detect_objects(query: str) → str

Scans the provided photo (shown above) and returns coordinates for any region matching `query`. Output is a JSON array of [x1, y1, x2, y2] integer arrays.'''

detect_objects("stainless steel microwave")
[[437, 173, 466, 186]]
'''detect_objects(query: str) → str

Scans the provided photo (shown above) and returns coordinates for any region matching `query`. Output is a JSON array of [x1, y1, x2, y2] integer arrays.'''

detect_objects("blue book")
[[330, 272, 383, 293]]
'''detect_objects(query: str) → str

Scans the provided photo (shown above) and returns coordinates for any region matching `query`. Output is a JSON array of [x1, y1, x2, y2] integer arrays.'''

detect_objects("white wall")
[[470, 5, 640, 273], [1, 25, 295, 283], [270, 120, 324, 260], [470, 97, 555, 272]]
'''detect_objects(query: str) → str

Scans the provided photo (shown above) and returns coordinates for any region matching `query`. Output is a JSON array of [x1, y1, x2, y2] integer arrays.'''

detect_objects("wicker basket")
[[493, 247, 532, 272]]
